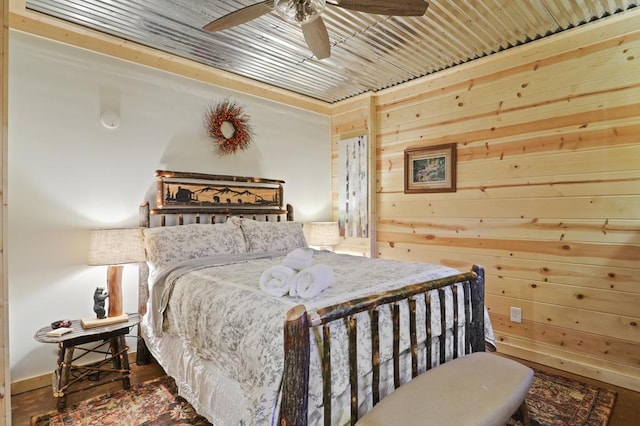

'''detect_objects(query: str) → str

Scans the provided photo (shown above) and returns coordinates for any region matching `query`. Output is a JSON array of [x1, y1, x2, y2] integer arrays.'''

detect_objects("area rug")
[[509, 369, 617, 426], [30, 375, 211, 426], [31, 369, 616, 425]]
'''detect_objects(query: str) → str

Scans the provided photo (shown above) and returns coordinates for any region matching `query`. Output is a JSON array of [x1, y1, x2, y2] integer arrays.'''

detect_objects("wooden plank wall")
[[1, 0, 9, 421], [330, 9, 640, 391]]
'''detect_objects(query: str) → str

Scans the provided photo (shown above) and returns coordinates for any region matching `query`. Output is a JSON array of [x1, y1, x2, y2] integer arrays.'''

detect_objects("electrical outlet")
[[510, 306, 522, 323]]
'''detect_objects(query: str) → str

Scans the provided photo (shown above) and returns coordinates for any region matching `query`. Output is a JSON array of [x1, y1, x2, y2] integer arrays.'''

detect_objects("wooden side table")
[[34, 313, 141, 410]]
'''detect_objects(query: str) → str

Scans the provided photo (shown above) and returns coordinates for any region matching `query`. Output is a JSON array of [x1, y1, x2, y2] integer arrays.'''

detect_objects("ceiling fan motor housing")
[[275, 0, 326, 24]]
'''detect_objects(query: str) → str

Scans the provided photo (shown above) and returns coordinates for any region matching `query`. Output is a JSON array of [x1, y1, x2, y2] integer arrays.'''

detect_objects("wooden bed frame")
[[136, 170, 486, 426]]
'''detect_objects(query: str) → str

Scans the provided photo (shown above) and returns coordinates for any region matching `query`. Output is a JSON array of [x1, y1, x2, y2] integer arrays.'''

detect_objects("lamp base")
[[81, 313, 129, 329]]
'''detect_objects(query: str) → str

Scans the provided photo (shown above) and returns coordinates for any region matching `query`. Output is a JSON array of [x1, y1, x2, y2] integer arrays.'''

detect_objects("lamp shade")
[[309, 222, 340, 247], [88, 228, 146, 266]]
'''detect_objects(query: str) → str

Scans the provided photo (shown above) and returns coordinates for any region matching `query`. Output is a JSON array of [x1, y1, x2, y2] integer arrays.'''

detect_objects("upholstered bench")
[[356, 352, 534, 426]]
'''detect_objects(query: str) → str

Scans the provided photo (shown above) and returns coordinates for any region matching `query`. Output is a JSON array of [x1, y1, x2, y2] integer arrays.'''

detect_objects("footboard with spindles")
[[279, 266, 485, 426]]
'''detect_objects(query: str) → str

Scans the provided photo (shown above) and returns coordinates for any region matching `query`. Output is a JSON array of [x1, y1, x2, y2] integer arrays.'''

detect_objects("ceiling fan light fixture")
[[274, 0, 326, 25]]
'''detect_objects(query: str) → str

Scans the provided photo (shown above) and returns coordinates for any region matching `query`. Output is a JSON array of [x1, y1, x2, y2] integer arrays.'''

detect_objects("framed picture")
[[404, 143, 457, 193]]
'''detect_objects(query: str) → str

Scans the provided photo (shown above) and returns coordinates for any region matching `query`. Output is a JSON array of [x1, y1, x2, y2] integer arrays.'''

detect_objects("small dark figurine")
[[93, 287, 109, 319]]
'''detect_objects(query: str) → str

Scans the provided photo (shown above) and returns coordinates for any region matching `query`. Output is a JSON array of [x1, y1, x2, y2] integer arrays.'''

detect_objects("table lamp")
[[309, 222, 340, 251], [84, 228, 146, 328]]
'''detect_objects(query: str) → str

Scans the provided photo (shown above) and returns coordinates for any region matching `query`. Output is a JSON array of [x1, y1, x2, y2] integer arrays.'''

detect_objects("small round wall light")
[[100, 111, 120, 130]]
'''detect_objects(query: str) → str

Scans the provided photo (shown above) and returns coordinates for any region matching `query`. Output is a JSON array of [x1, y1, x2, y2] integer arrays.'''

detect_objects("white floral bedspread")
[[152, 250, 490, 425]]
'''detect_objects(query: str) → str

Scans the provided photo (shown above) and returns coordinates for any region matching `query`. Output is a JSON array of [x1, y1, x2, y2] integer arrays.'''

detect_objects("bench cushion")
[[357, 352, 534, 426]]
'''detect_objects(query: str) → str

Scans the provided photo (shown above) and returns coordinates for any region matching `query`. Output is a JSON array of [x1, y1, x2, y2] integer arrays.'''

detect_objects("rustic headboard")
[[136, 170, 294, 363], [141, 169, 293, 226]]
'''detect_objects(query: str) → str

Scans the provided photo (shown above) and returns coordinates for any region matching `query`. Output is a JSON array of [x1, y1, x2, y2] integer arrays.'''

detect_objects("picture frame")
[[404, 143, 457, 193]]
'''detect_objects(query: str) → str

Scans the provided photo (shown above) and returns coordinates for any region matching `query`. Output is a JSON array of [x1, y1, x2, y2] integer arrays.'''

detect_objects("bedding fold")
[[290, 264, 334, 298], [259, 264, 297, 296], [281, 247, 314, 271], [149, 251, 286, 335]]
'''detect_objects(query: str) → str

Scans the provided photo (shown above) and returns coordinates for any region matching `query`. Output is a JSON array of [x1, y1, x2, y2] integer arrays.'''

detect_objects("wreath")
[[204, 99, 254, 156]]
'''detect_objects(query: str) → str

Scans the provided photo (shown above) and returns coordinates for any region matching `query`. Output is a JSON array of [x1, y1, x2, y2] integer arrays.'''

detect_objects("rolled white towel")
[[282, 247, 314, 271], [291, 264, 334, 299], [259, 265, 297, 297]]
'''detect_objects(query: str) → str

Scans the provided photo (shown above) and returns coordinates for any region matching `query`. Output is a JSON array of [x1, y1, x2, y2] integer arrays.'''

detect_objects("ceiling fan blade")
[[332, 0, 429, 16], [203, 0, 274, 32], [302, 17, 331, 59]]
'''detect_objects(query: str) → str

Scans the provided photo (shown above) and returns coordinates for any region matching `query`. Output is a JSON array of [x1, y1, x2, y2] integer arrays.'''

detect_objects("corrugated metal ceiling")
[[24, 0, 639, 103]]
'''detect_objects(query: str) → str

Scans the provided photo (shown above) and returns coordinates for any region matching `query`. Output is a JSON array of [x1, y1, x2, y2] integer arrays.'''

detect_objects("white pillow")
[[143, 222, 246, 272], [231, 217, 307, 253]]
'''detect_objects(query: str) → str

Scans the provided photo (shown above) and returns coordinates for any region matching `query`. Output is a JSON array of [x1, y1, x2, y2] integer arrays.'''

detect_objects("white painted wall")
[[8, 31, 331, 383]]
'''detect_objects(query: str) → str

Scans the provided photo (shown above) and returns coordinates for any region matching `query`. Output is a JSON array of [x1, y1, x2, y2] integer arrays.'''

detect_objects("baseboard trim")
[[497, 342, 640, 392], [11, 352, 138, 396]]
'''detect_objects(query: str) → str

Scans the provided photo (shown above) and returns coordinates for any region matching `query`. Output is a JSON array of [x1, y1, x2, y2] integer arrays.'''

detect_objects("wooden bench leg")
[[518, 400, 531, 426]]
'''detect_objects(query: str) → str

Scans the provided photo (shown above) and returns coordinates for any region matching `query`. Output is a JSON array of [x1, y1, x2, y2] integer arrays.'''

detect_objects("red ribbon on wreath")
[[204, 99, 254, 156]]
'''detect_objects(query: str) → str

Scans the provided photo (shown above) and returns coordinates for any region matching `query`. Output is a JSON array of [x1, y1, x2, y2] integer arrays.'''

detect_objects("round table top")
[[34, 313, 141, 344]]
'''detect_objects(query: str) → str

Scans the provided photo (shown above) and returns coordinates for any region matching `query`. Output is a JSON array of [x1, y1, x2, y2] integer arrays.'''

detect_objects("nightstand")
[[34, 313, 141, 410]]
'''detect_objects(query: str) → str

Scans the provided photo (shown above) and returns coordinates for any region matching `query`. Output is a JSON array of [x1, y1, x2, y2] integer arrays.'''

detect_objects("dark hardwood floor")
[[11, 356, 640, 425]]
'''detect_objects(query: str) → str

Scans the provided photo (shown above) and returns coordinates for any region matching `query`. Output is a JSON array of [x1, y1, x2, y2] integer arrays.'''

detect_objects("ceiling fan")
[[203, 0, 430, 59]]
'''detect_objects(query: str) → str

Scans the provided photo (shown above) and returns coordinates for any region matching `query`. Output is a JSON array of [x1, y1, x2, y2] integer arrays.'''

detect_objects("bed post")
[[286, 203, 294, 222], [279, 305, 310, 426], [136, 202, 152, 365], [470, 264, 486, 353]]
